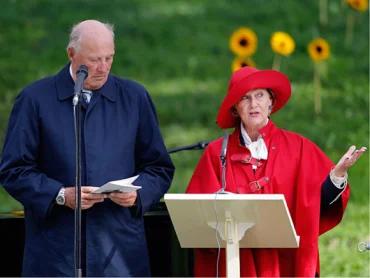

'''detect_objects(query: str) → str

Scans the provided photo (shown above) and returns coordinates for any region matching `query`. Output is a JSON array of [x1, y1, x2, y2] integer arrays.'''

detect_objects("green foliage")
[[0, 0, 368, 276]]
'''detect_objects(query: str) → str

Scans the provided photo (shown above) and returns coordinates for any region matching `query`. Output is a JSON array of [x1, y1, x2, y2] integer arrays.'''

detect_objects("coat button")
[[264, 177, 269, 181], [272, 146, 276, 150]]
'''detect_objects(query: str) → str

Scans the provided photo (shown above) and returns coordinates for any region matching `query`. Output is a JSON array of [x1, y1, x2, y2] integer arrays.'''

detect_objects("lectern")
[[164, 193, 300, 278]]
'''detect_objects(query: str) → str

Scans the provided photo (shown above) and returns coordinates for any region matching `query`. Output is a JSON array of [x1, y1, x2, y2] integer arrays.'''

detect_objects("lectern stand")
[[164, 193, 300, 278]]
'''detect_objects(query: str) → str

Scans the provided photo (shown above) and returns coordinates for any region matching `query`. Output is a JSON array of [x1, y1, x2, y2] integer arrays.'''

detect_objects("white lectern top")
[[164, 193, 299, 249]]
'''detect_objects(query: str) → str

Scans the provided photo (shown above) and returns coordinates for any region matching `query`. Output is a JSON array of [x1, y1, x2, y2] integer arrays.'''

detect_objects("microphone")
[[220, 130, 228, 165], [72, 65, 89, 106], [218, 131, 230, 194]]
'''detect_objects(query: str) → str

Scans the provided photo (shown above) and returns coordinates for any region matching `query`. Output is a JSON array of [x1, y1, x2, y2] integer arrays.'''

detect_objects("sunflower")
[[229, 27, 257, 57], [270, 32, 295, 56], [232, 56, 256, 72], [308, 38, 330, 62], [346, 0, 368, 11]]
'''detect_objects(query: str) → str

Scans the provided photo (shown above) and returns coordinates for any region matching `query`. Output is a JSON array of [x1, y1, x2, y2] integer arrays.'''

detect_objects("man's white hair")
[[66, 21, 115, 53]]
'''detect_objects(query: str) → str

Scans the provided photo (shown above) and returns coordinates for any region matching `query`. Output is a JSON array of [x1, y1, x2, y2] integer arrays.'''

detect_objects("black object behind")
[[0, 202, 194, 277]]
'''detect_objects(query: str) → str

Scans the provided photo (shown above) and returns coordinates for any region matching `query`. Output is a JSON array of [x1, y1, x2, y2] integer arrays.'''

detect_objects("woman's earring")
[[268, 105, 272, 110]]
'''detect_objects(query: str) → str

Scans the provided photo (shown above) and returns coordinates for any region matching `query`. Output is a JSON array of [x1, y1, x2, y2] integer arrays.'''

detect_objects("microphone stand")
[[166, 136, 232, 194], [73, 90, 83, 278], [167, 140, 213, 154], [218, 130, 231, 194]]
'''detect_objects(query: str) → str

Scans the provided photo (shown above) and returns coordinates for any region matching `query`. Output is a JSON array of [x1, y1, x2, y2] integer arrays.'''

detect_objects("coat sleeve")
[[132, 90, 175, 217], [0, 91, 63, 220], [320, 175, 347, 214]]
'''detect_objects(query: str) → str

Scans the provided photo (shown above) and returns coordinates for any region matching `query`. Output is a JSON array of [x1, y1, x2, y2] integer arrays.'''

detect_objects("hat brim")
[[216, 70, 291, 129]]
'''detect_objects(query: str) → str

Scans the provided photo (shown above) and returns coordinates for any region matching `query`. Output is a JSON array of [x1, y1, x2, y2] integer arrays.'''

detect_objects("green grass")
[[319, 202, 370, 277], [0, 0, 369, 276]]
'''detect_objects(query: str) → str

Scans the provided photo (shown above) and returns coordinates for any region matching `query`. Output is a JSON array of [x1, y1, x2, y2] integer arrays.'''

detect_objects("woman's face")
[[234, 88, 273, 131]]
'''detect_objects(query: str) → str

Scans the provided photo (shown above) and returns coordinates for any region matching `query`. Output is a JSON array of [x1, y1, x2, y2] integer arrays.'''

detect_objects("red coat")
[[186, 120, 349, 277]]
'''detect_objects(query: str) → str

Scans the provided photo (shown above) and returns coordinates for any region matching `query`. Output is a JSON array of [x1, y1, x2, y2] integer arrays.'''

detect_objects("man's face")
[[68, 35, 115, 91]]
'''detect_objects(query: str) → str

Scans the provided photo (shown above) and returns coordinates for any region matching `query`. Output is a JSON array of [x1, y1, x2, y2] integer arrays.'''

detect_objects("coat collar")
[[257, 118, 276, 142], [232, 119, 278, 147], [56, 63, 117, 102]]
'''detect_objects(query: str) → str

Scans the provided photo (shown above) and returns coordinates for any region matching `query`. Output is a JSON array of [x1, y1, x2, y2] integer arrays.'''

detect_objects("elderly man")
[[0, 20, 174, 277]]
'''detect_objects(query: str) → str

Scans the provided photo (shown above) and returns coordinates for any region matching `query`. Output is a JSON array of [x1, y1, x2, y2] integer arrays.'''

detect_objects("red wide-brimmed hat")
[[216, 66, 292, 129]]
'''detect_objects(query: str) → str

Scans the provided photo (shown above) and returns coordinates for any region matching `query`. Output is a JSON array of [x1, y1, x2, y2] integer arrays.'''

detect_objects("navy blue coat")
[[0, 64, 175, 277]]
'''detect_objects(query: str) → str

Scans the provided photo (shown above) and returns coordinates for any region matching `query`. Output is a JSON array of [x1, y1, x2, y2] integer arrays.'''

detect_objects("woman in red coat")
[[186, 66, 366, 277]]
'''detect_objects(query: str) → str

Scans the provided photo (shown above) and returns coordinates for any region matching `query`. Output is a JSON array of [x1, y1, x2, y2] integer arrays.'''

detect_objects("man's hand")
[[108, 189, 137, 207], [65, 186, 106, 210], [332, 145, 367, 177]]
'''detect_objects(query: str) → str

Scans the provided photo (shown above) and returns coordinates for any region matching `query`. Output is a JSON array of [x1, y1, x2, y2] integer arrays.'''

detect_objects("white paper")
[[92, 175, 141, 194]]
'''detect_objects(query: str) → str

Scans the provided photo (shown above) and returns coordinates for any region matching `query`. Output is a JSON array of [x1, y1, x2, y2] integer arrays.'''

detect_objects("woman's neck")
[[243, 119, 269, 142], [246, 129, 260, 142]]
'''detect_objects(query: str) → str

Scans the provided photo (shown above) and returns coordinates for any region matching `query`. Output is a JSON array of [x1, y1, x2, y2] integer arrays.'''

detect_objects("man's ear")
[[67, 47, 75, 62]]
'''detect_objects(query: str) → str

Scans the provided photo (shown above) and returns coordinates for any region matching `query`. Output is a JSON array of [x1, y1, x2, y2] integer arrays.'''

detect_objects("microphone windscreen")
[[76, 65, 88, 78]]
